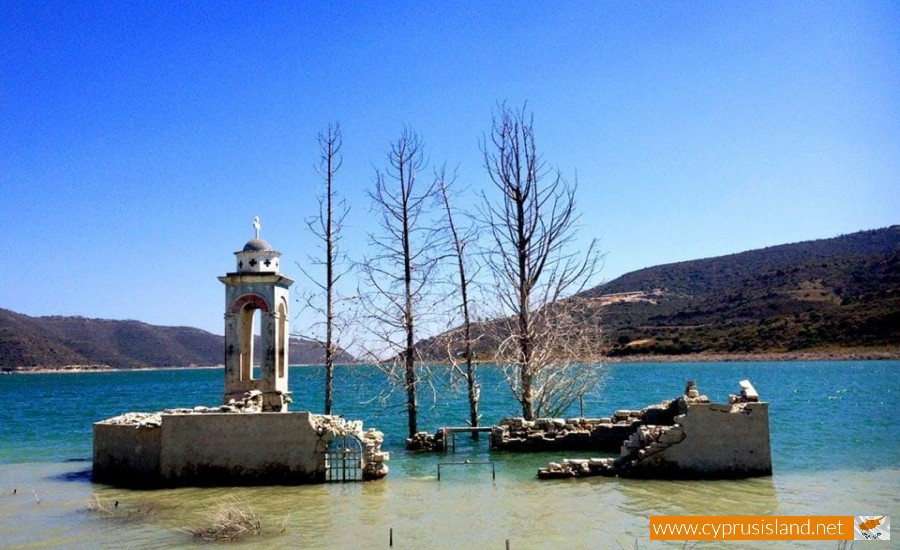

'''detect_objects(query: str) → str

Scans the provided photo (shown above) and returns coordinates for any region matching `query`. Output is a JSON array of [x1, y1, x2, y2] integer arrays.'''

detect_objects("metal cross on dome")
[[253, 216, 261, 240]]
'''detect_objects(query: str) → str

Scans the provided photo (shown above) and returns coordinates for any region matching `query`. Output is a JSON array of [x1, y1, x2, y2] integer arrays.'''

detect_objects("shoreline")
[[602, 349, 900, 363], [2, 364, 224, 374], [4, 348, 898, 374]]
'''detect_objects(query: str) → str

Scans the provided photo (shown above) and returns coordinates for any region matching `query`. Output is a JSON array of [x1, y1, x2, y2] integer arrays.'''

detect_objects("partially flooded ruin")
[[92, 223, 388, 487], [93, 397, 389, 487], [536, 380, 771, 479], [407, 378, 771, 481]]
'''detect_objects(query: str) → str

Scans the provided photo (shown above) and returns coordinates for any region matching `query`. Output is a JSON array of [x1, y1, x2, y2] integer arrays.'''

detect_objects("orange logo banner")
[[650, 516, 855, 541]]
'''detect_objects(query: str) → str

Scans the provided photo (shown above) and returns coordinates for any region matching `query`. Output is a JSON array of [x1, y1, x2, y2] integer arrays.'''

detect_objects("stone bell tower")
[[219, 217, 294, 412]]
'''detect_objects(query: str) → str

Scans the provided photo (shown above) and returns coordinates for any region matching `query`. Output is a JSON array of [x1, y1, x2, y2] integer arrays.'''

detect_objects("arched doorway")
[[324, 435, 364, 482]]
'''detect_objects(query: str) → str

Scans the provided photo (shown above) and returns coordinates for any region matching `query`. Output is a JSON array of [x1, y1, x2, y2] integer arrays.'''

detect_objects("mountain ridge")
[[0, 309, 355, 370], [585, 226, 900, 298]]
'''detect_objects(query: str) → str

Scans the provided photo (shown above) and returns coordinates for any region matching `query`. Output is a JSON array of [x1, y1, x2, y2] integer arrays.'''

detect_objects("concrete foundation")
[[93, 409, 388, 487]]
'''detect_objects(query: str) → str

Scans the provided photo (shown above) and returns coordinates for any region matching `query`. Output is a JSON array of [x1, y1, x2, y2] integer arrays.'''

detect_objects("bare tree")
[[436, 166, 482, 437], [359, 129, 442, 439], [482, 104, 603, 420], [297, 123, 352, 415]]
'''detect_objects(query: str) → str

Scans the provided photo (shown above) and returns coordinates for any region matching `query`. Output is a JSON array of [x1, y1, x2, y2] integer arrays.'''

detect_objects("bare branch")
[[296, 123, 355, 414], [480, 103, 604, 420], [358, 129, 444, 439]]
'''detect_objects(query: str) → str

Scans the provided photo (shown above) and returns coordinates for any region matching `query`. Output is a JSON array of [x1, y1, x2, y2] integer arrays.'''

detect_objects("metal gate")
[[324, 435, 363, 482]]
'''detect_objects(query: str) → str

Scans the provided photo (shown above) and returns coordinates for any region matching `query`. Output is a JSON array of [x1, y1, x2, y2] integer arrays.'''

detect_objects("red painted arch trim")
[[230, 293, 270, 313]]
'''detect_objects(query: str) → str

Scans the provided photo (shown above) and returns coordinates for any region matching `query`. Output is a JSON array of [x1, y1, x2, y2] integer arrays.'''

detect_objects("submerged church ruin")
[[92, 220, 388, 487], [533, 380, 772, 479], [408, 378, 772, 480]]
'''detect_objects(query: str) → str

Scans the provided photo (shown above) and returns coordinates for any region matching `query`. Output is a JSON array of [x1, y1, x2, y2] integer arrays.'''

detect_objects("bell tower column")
[[218, 217, 294, 412]]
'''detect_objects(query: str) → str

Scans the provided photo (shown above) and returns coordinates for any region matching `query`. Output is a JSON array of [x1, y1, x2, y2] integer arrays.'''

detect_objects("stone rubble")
[[490, 384, 707, 453], [97, 412, 163, 429], [406, 431, 444, 451], [97, 389, 288, 430]]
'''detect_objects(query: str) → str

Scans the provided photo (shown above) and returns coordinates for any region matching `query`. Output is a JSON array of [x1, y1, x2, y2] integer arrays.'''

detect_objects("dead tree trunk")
[[297, 123, 350, 416], [361, 129, 440, 440], [482, 104, 603, 420], [437, 169, 481, 438], [322, 127, 338, 415]]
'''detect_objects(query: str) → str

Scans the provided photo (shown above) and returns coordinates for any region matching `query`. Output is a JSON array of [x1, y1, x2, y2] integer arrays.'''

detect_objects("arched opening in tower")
[[238, 305, 263, 381]]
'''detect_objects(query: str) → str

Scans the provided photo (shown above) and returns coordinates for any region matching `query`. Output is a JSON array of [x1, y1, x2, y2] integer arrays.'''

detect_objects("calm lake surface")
[[1, 361, 897, 548]]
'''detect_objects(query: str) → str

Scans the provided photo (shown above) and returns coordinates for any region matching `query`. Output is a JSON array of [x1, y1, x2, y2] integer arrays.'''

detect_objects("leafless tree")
[[482, 104, 603, 420], [436, 166, 482, 437], [296, 123, 352, 415], [359, 129, 442, 439]]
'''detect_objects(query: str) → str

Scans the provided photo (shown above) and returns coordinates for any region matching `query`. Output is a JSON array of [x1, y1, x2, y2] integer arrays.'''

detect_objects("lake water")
[[1, 361, 897, 548]]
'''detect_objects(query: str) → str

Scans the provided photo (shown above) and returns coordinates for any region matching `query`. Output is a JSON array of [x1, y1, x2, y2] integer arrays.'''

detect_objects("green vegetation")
[[600, 228, 899, 357]]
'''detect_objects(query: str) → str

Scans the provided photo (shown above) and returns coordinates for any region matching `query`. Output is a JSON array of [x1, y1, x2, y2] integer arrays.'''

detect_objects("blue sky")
[[1, 1, 897, 336]]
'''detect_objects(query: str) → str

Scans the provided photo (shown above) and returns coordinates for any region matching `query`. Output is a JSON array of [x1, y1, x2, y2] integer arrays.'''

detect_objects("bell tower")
[[219, 217, 294, 412]]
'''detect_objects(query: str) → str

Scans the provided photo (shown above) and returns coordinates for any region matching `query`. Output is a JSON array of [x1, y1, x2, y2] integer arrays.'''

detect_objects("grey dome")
[[242, 239, 273, 252]]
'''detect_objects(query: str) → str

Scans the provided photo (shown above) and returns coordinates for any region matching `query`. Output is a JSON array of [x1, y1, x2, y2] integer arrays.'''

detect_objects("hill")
[[0, 309, 355, 370], [591, 226, 899, 357], [418, 226, 900, 360], [584, 226, 900, 298]]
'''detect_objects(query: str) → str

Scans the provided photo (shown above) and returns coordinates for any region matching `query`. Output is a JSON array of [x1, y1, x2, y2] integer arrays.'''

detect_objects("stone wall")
[[490, 394, 690, 453], [621, 401, 771, 478], [537, 380, 772, 479], [93, 408, 388, 487], [158, 412, 322, 485]]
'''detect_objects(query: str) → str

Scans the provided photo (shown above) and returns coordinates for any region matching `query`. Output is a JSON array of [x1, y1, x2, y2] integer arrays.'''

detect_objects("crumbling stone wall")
[[537, 381, 772, 479], [361, 428, 390, 480], [490, 385, 703, 453], [619, 401, 771, 478]]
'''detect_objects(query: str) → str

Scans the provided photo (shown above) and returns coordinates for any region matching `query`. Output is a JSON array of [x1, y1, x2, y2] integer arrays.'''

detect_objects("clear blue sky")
[[2, 1, 897, 336]]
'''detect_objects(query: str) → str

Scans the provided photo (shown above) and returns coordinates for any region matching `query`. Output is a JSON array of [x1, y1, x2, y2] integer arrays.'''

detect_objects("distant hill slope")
[[583, 226, 900, 299], [417, 226, 900, 359], [585, 226, 900, 356], [0, 309, 355, 369]]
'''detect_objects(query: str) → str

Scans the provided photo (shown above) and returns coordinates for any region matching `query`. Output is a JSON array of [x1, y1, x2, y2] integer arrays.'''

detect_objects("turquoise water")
[[2, 361, 898, 471], [0, 361, 897, 548]]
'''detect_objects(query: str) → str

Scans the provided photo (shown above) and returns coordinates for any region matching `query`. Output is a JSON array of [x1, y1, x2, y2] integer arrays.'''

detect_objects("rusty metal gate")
[[324, 435, 363, 482]]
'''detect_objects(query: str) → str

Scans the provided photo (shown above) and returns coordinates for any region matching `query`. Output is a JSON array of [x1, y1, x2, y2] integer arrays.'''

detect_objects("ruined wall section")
[[620, 402, 772, 478], [537, 381, 772, 480], [490, 394, 694, 453]]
